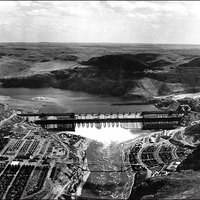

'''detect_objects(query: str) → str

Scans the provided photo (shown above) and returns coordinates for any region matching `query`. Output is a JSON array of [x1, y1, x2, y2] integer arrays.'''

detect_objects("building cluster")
[[0, 134, 50, 200], [0, 164, 20, 199], [24, 166, 49, 196], [0, 124, 89, 200], [5, 165, 34, 200], [141, 146, 162, 169], [0, 137, 9, 153], [158, 145, 174, 165], [128, 131, 192, 177]]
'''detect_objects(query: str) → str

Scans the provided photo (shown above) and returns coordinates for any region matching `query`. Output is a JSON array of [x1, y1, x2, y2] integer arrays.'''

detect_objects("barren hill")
[[1, 43, 200, 99]]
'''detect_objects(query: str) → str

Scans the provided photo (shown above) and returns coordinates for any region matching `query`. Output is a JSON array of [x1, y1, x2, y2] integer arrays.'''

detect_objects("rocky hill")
[[177, 145, 200, 171], [81, 54, 149, 72], [128, 170, 200, 200], [1, 43, 200, 99], [146, 57, 200, 93]]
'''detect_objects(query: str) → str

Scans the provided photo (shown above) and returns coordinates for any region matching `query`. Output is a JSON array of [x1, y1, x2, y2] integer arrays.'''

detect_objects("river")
[[0, 87, 158, 113], [81, 140, 134, 199]]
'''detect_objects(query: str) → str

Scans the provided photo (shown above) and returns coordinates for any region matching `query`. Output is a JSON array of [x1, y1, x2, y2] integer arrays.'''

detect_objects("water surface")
[[82, 140, 134, 199], [0, 87, 158, 113]]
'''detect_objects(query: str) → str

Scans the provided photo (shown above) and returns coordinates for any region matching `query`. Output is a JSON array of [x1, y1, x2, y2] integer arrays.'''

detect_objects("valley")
[[1, 43, 200, 100]]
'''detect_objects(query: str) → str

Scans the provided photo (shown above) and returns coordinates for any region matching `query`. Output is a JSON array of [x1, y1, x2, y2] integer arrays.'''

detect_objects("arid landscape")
[[1, 43, 200, 99]]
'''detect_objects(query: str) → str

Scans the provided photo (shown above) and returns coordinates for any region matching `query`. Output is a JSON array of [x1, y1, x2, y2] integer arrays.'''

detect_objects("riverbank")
[[111, 101, 157, 106], [0, 94, 51, 113]]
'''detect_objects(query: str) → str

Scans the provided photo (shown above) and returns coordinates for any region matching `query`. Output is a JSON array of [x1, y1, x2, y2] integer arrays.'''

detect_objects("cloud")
[[151, 24, 160, 29], [105, 1, 189, 19], [0, 1, 200, 44]]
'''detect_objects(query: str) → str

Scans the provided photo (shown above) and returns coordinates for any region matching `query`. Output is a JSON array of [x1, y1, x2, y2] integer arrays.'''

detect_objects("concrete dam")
[[18, 111, 184, 131]]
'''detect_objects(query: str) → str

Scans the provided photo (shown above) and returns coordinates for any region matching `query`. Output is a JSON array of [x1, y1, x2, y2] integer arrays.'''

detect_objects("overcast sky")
[[0, 1, 200, 44]]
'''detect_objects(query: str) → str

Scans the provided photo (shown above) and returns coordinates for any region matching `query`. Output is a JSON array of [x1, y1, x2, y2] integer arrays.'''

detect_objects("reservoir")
[[0, 87, 159, 113]]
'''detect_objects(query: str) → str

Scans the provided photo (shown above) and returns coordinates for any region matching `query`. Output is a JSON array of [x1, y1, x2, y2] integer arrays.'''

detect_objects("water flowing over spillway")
[[73, 125, 140, 144]]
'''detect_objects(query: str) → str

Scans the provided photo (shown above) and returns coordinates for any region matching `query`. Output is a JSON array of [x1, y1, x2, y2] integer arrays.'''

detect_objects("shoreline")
[[111, 100, 157, 106], [111, 102, 155, 106]]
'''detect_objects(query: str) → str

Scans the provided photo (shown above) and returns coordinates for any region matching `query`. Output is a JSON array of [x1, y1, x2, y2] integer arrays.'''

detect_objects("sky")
[[0, 1, 200, 44]]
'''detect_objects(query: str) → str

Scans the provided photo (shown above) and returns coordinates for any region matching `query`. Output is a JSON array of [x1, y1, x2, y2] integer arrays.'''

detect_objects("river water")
[[81, 140, 134, 199], [0, 87, 158, 113]]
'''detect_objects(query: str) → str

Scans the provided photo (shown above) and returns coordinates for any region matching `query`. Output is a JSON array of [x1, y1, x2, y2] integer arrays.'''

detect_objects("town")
[[0, 104, 90, 200]]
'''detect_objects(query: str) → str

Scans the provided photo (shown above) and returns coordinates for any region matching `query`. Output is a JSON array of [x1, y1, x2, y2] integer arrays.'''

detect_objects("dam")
[[18, 111, 183, 131]]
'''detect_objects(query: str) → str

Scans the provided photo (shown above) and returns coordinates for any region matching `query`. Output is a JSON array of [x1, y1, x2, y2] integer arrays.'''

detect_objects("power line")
[[75, 164, 133, 172]]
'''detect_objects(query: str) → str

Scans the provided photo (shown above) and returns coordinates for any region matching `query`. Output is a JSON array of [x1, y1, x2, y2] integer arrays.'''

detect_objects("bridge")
[[18, 111, 183, 131]]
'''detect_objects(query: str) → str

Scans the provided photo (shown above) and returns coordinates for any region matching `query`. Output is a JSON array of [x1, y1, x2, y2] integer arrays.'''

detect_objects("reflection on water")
[[0, 87, 158, 113]]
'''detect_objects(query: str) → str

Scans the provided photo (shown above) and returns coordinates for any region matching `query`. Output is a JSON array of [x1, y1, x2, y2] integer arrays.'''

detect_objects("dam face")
[[20, 111, 183, 131]]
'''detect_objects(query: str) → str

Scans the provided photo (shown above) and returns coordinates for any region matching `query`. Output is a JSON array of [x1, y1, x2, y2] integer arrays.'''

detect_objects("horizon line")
[[1, 41, 200, 46]]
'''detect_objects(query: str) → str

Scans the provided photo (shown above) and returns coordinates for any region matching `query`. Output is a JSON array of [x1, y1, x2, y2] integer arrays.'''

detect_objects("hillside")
[[81, 54, 149, 71], [146, 57, 200, 93], [1, 43, 200, 99], [128, 170, 200, 200]]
